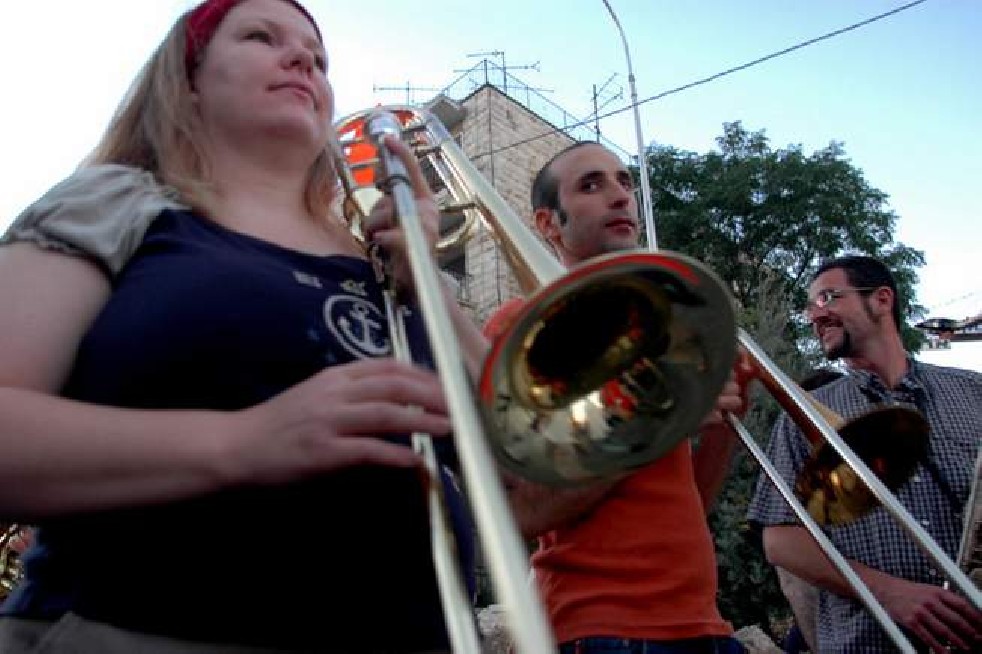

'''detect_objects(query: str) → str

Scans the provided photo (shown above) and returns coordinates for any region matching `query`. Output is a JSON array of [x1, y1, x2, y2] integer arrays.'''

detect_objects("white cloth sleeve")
[[1, 164, 188, 276]]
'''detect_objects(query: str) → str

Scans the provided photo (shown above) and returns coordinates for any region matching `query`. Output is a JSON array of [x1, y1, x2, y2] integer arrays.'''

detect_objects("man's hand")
[[700, 348, 754, 427], [691, 350, 754, 511], [867, 572, 982, 652]]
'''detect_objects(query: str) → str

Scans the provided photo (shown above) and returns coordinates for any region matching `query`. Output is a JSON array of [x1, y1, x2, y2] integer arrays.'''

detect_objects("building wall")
[[452, 85, 575, 322]]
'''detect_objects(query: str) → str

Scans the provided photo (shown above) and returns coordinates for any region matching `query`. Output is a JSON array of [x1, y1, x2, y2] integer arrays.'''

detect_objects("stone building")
[[427, 84, 575, 322], [421, 74, 634, 321], [347, 58, 634, 321]]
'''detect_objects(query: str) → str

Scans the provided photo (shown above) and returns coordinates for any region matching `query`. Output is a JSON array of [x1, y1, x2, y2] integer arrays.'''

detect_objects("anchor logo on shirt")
[[324, 294, 391, 359]]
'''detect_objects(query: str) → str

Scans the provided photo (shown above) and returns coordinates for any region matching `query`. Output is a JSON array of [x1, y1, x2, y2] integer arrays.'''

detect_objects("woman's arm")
[[0, 243, 236, 519], [0, 243, 455, 521]]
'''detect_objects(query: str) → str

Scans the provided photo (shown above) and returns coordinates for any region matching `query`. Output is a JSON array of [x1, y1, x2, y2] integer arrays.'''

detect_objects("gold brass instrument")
[[334, 110, 489, 652], [334, 108, 480, 255], [726, 334, 982, 653], [954, 448, 982, 589], [332, 104, 980, 654], [793, 399, 927, 526], [331, 106, 738, 653], [334, 108, 554, 654], [334, 106, 737, 485]]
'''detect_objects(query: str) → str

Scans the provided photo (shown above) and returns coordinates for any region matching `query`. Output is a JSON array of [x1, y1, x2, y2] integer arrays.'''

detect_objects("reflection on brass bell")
[[795, 405, 929, 525]]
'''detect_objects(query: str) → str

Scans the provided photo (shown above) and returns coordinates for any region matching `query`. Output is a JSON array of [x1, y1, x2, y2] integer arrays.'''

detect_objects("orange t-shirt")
[[532, 444, 733, 643], [484, 299, 732, 644]]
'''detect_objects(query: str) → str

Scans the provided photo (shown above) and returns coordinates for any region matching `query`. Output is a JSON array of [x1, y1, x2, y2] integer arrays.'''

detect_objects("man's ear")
[[533, 207, 560, 245], [871, 286, 894, 318]]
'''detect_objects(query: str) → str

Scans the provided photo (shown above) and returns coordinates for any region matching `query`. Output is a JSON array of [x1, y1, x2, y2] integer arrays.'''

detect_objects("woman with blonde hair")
[[0, 0, 482, 651]]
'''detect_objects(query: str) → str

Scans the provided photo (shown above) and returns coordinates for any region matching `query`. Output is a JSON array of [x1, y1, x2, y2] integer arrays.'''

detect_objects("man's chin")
[[603, 236, 641, 254], [824, 333, 853, 360]]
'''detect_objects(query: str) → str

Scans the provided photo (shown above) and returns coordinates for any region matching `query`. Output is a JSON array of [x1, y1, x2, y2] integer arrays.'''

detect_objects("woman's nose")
[[283, 44, 314, 74]]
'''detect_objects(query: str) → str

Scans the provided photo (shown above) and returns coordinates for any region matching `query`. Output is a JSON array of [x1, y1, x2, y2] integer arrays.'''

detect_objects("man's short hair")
[[814, 255, 903, 329], [530, 141, 601, 212]]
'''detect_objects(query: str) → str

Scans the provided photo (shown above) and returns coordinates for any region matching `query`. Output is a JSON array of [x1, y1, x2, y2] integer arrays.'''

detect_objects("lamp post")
[[601, 0, 656, 249]]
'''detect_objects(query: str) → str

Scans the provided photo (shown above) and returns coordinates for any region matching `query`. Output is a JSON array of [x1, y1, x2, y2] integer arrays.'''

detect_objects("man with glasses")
[[748, 255, 982, 652]]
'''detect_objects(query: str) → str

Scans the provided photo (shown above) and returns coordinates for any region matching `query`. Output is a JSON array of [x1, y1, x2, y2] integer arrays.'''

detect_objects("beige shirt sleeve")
[[1, 164, 188, 276]]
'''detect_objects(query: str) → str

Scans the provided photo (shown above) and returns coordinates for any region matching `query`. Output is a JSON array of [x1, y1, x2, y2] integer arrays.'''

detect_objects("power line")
[[929, 289, 982, 312], [476, 0, 929, 159]]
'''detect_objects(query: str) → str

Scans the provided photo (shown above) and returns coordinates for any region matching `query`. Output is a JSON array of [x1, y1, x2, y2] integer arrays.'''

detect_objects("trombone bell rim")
[[480, 250, 738, 485]]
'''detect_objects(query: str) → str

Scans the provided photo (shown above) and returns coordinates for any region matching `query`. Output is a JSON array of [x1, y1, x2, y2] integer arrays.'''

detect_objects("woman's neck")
[[207, 135, 308, 211], [199, 140, 357, 258]]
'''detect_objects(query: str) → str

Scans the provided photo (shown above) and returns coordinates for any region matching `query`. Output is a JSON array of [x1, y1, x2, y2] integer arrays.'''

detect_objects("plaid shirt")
[[746, 359, 982, 653]]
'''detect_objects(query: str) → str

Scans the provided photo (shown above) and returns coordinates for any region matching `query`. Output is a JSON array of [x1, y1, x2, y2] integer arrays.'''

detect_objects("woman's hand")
[[363, 134, 441, 296], [228, 358, 451, 485]]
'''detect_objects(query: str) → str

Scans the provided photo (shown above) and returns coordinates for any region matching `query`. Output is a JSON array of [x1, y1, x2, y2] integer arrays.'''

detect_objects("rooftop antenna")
[[373, 81, 443, 104], [588, 73, 624, 141], [464, 50, 541, 94]]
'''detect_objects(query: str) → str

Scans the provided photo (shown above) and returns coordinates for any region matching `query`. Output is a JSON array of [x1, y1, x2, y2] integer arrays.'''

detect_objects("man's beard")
[[825, 328, 856, 360], [825, 304, 878, 360]]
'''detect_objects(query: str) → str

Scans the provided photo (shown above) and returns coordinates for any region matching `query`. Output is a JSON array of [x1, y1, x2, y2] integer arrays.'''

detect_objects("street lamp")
[[601, 0, 657, 249]]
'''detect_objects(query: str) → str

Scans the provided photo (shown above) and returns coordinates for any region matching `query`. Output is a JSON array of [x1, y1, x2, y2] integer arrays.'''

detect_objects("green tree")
[[643, 121, 926, 351], [641, 122, 927, 636]]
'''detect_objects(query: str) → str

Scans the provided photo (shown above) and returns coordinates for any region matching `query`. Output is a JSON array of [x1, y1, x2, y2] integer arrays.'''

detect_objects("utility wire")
[[475, 0, 929, 159], [929, 289, 982, 312]]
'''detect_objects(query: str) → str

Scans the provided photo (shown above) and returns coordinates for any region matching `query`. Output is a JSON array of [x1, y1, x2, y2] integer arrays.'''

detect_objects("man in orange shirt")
[[485, 141, 748, 654]]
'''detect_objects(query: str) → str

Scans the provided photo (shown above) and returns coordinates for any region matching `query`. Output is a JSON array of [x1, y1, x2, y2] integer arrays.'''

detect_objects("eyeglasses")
[[803, 287, 879, 316]]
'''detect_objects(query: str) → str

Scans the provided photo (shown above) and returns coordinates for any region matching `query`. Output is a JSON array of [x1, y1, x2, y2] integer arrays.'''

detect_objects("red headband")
[[185, 0, 323, 77]]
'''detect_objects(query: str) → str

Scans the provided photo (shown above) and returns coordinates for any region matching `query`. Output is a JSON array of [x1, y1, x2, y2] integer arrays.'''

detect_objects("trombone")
[[332, 105, 980, 653], [332, 106, 738, 653], [334, 108, 555, 654], [728, 334, 980, 653]]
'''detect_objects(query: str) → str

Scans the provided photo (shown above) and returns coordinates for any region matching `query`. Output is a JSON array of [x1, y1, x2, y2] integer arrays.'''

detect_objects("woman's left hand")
[[363, 134, 440, 296]]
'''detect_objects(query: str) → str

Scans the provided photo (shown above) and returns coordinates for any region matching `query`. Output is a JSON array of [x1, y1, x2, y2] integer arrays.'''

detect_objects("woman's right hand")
[[227, 358, 451, 485]]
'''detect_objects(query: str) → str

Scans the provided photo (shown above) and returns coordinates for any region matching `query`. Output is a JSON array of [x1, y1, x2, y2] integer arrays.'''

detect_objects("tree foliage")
[[643, 121, 926, 352], [639, 122, 927, 634]]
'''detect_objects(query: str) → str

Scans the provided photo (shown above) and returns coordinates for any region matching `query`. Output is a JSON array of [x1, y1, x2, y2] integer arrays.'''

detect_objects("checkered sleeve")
[[746, 411, 815, 527]]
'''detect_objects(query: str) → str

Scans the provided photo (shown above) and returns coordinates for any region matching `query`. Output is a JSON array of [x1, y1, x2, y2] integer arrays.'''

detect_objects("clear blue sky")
[[2, 0, 978, 367]]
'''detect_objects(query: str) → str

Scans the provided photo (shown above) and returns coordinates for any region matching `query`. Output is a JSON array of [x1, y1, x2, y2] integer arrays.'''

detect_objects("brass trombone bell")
[[796, 404, 929, 526], [334, 105, 740, 488], [333, 109, 479, 253], [480, 251, 738, 486]]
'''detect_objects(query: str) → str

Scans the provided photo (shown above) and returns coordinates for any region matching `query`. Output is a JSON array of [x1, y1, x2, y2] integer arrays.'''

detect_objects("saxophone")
[[0, 523, 27, 602], [955, 449, 982, 589]]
